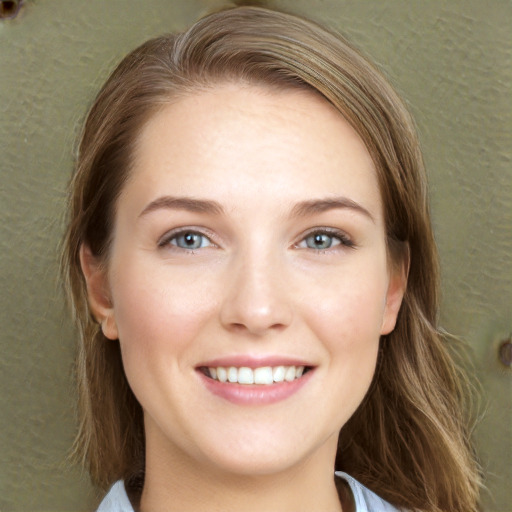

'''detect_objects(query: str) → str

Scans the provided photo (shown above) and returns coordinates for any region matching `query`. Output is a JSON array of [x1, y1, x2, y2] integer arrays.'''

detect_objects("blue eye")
[[163, 231, 212, 250], [297, 230, 354, 251], [305, 233, 340, 250]]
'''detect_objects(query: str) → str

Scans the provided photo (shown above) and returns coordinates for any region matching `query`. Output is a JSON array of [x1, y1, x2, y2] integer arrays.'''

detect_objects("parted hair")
[[61, 5, 481, 511]]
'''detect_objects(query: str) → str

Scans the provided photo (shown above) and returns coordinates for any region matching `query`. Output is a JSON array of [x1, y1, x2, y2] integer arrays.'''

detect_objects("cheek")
[[305, 265, 388, 345], [109, 262, 219, 369], [310, 285, 383, 425], [315, 287, 383, 369], [301, 263, 387, 402]]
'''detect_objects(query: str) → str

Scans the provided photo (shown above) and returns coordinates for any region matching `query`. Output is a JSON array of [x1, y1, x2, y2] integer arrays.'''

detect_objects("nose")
[[219, 249, 293, 336]]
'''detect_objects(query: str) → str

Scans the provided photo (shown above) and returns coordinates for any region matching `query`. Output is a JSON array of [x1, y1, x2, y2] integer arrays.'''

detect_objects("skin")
[[82, 83, 407, 511]]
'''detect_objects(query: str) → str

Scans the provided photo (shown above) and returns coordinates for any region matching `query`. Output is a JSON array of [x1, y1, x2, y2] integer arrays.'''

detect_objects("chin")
[[191, 424, 337, 479], [202, 447, 311, 478]]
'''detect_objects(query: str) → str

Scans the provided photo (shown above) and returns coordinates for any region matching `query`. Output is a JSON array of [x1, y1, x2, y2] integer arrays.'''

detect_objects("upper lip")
[[196, 355, 314, 369]]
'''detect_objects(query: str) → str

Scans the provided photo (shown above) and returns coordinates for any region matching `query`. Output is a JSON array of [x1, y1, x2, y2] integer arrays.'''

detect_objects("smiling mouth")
[[199, 365, 312, 385]]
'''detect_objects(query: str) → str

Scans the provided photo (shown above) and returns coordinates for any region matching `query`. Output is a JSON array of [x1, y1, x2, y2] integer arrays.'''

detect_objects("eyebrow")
[[139, 196, 224, 217], [290, 197, 375, 222], [138, 195, 374, 222]]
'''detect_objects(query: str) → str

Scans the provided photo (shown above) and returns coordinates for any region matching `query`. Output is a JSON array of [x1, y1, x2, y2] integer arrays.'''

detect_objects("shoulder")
[[335, 471, 405, 512], [96, 480, 135, 512]]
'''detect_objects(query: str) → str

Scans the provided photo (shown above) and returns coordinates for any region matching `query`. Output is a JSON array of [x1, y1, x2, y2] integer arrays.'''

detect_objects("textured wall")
[[0, 0, 510, 510]]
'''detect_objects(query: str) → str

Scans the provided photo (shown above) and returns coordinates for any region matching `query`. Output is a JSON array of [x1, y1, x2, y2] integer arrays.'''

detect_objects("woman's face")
[[84, 84, 405, 478]]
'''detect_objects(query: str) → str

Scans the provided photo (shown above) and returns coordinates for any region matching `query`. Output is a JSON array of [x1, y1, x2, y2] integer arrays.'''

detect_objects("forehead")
[[124, 83, 382, 219]]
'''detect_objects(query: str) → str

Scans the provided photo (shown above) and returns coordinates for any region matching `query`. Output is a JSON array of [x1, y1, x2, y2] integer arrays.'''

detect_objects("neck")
[[139, 430, 343, 512]]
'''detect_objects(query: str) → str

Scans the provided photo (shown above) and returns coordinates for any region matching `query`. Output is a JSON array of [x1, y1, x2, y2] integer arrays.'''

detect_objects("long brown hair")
[[61, 6, 481, 511]]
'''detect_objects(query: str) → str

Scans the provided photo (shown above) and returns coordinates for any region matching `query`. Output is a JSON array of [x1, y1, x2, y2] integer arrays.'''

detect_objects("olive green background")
[[1, 0, 510, 510]]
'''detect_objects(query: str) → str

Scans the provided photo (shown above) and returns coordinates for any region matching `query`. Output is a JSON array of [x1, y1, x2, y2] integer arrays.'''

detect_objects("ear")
[[380, 252, 409, 336], [79, 244, 118, 340]]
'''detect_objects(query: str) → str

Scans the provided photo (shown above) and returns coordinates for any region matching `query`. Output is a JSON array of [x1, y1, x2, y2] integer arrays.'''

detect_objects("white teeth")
[[285, 366, 296, 382], [272, 366, 286, 383], [238, 367, 254, 385], [216, 367, 227, 383], [206, 365, 307, 385], [227, 367, 238, 383], [254, 366, 273, 385]]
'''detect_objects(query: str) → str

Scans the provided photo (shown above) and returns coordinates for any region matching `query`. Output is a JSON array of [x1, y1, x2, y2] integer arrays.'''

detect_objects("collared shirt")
[[96, 471, 402, 511]]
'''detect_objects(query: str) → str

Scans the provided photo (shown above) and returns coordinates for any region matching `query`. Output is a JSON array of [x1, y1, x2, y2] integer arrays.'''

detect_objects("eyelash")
[[158, 228, 216, 252], [157, 227, 355, 253], [295, 228, 355, 252]]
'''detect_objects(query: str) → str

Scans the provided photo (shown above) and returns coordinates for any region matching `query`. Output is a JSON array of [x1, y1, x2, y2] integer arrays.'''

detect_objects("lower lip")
[[198, 370, 314, 405]]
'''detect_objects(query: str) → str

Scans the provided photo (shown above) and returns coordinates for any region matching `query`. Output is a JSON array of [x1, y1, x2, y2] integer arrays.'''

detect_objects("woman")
[[62, 6, 481, 511]]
